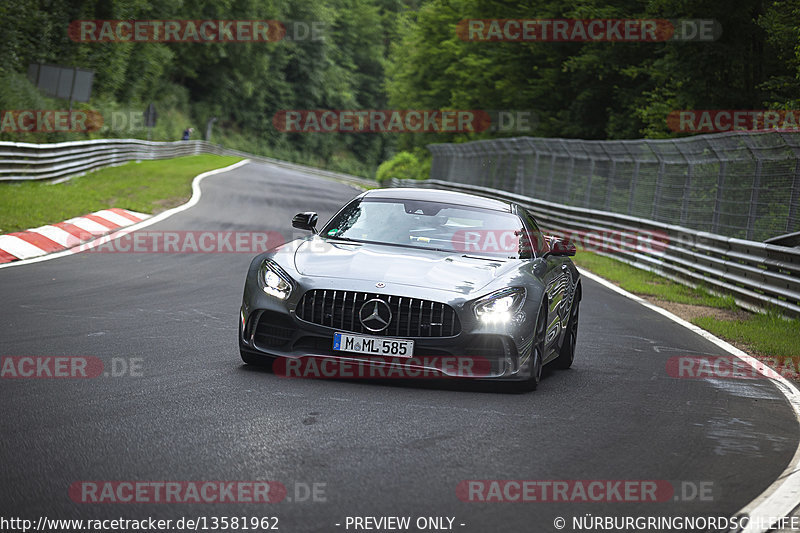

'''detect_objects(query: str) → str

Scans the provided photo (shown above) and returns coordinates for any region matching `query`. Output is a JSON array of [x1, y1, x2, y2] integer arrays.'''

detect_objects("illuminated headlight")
[[259, 260, 293, 300], [474, 287, 526, 323]]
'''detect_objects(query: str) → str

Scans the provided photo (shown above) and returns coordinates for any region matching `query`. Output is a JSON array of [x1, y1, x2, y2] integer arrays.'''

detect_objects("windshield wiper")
[[461, 254, 510, 262], [325, 234, 360, 243]]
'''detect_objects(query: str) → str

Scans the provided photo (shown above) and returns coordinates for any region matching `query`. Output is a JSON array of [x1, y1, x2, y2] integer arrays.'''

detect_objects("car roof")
[[361, 187, 512, 213]]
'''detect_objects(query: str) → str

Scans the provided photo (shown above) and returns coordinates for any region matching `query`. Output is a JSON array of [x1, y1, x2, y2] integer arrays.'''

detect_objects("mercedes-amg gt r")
[[239, 188, 581, 390]]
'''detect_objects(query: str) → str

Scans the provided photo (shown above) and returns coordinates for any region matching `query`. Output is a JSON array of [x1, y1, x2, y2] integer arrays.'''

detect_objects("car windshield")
[[321, 198, 529, 258]]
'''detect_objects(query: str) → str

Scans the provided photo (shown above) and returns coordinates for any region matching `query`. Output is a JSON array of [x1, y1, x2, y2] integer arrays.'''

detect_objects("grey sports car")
[[239, 188, 581, 390]]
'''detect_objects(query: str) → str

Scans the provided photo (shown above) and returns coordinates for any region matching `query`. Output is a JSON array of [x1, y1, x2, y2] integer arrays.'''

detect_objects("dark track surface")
[[0, 161, 797, 532]]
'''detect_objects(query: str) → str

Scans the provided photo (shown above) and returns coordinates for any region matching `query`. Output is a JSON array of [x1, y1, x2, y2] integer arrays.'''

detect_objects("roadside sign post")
[[206, 117, 217, 142], [143, 103, 157, 141]]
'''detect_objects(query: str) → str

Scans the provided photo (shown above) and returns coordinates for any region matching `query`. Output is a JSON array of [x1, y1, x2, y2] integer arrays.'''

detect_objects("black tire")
[[553, 286, 580, 370], [521, 302, 547, 391]]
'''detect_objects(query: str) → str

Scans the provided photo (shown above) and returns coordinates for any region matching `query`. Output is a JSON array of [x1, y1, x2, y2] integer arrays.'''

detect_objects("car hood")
[[292, 238, 516, 295]]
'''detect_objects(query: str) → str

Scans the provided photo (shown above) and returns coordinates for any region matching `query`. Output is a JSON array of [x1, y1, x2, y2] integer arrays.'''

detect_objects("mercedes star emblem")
[[359, 298, 392, 332]]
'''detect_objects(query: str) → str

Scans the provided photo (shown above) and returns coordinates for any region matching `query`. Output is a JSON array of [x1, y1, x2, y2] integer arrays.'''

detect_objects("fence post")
[[546, 152, 556, 200], [706, 141, 727, 235], [469, 144, 480, 185], [680, 164, 693, 226], [598, 144, 615, 211], [584, 158, 595, 207], [738, 134, 763, 240], [789, 158, 800, 233], [502, 139, 514, 192], [747, 158, 763, 240], [778, 131, 800, 234], [712, 160, 727, 234], [626, 141, 648, 216], [627, 160, 640, 215], [561, 140, 575, 204], [651, 159, 665, 220], [513, 139, 525, 195], [530, 147, 540, 197]]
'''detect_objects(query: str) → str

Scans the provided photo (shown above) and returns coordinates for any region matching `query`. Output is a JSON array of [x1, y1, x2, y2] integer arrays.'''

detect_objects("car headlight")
[[474, 287, 526, 323], [259, 260, 294, 300]]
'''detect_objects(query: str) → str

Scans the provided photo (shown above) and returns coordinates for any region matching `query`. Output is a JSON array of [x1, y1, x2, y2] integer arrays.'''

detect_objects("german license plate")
[[333, 332, 414, 358]]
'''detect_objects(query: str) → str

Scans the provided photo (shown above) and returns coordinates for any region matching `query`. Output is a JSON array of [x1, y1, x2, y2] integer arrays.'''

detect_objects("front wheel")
[[553, 287, 580, 370], [521, 302, 547, 391]]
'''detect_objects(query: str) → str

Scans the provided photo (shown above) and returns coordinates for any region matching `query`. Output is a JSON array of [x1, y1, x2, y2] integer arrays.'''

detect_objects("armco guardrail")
[[0, 138, 376, 189], [391, 178, 800, 318]]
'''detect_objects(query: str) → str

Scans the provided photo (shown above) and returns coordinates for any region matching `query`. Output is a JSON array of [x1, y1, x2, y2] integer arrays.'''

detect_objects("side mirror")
[[292, 212, 318, 233], [546, 236, 576, 257]]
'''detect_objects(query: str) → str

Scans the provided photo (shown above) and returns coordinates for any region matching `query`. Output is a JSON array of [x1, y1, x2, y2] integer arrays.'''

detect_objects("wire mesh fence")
[[428, 131, 800, 242]]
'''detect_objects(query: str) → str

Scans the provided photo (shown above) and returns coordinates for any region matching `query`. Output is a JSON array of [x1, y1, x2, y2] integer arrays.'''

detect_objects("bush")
[[375, 151, 429, 183]]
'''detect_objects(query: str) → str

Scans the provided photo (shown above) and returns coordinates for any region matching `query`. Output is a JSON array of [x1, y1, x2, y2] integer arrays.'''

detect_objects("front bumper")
[[240, 284, 538, 382]]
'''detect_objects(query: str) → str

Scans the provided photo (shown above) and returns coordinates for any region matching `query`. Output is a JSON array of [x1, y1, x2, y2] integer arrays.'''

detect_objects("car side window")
[[520, 209, 549, 257]]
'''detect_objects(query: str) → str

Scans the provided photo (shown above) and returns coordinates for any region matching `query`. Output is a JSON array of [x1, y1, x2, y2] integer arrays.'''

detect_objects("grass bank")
[[0, 155, 241, 233]]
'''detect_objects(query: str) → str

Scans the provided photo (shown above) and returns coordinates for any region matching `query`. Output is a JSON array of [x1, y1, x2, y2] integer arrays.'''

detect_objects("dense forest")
[[2, 0, 799, 178]]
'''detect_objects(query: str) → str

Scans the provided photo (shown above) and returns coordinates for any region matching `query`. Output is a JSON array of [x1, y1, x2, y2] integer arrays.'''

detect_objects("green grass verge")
[[572, 251, 736, 309], [572, 250, 800, 361], [693, 314, 799, 360], [0, 155, 241, 233]]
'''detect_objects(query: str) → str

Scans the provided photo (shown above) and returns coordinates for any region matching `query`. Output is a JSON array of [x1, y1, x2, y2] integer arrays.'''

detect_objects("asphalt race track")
[[1, 161, 798, 532]]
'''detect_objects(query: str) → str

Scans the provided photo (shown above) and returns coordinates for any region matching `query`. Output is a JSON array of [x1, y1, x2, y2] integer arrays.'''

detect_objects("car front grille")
[[295, 290, 461, 338]]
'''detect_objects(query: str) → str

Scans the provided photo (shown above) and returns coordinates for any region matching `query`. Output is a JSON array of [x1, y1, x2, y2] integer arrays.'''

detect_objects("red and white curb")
[[0, 208, 150, 264]]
